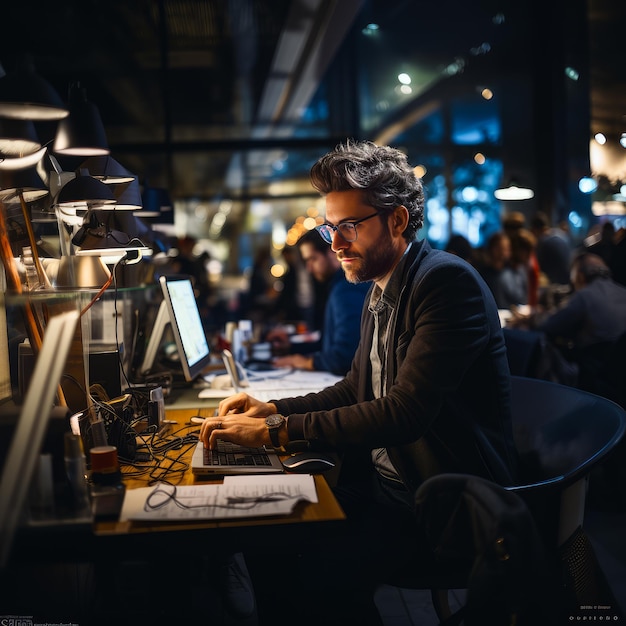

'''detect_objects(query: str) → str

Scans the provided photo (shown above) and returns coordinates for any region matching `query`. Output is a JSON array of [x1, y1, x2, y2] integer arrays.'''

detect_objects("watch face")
[[266, 414, 284, 427]]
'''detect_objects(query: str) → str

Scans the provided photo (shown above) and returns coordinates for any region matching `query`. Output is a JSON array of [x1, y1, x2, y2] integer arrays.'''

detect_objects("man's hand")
[[266, 327, 290, 354], [199, 412, 271, 449], [216, 392, 278, 418]]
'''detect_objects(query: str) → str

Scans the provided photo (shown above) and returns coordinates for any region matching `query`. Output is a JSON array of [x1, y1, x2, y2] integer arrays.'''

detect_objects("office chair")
[[383, 375, 626, 623]]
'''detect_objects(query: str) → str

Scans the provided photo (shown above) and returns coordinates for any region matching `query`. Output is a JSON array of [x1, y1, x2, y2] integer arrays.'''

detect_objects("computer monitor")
[[139, 275, 211, 382]]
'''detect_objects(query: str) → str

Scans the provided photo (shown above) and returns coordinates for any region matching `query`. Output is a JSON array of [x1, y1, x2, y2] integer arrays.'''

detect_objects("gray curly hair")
[[310, 139, 424, 241]]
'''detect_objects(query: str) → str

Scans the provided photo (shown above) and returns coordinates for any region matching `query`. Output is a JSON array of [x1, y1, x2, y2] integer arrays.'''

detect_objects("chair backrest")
[[577, 330, 626, 408], [408, 379, 626, 622], [509, 375, 626, 493], [503, 328, 578, 386], [503, 328, 546, 377], [508, 375, 626, 550]]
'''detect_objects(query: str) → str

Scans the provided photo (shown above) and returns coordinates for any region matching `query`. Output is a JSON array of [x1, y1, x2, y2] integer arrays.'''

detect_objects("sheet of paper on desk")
[[119, 474, 318, 521]]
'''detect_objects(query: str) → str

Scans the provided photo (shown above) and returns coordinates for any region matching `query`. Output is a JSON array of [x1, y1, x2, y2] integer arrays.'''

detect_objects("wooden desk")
[[4, 403, 346, 623], [95, 407, 345, 540], [12, 405, 344, 563]]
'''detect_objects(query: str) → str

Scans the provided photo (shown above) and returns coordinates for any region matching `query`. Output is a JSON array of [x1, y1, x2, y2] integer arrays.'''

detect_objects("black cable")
[[144, 483, 300, 512]]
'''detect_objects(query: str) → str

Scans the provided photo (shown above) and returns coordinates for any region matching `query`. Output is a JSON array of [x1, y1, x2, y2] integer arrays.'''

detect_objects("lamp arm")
[[18, 191, 53, 289], [0, 200, 71, 407]]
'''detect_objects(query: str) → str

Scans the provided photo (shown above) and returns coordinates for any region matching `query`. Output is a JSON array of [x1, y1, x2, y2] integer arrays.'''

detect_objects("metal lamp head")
[[56, 171, 116, 209], [0, 57, 69, 121], [0, 166, 49, 203], [0, 118, 41, 157], [53, 83, 109, 157], [80, 155, 135, 184]]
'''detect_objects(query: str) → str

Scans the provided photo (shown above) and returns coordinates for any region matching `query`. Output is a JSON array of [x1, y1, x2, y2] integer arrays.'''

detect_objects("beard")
[[340, 225, 396, 284]]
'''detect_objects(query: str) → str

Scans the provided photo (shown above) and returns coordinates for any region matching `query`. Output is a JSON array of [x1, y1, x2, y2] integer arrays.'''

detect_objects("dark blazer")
[[275, 240, 517, 491]]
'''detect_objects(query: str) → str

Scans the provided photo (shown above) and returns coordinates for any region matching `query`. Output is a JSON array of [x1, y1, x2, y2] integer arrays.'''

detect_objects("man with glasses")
[[201, 139, 517, 625]]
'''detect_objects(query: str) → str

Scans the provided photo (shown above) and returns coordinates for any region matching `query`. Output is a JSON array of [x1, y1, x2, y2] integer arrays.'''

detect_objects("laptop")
[[190, 438, 284, 476], [191, 349, 343, 476]]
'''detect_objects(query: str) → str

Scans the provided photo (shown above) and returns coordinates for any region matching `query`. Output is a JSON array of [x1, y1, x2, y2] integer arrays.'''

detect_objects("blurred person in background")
[[241, 247, 277, 323], [273, 244, 315, 327], [475, 231, 526, 308], [510, 252, 626, 394], [530, 210, 572, 286], [269, 228, 370, 375], [509, 228, 540, 307], [586, 221, 616, 266], [445, 233, 476, 264]]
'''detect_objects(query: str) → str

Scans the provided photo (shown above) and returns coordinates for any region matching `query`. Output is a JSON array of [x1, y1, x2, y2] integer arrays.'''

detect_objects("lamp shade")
[[0, 146, 47, 171], [56, 171, 116, 209], [0, 118, 41, 157], [80, 155, 135, 184], [0, 58, 69, 121], [112, 177, 142, 210], [141, 184, 173, 222], [0, 166, 49, 203], [54, 255, 111, 288], [53, 84, 109, 157]]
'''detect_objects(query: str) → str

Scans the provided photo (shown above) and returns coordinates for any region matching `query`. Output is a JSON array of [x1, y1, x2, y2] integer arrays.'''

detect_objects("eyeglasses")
[[315, 212, 380, 244]]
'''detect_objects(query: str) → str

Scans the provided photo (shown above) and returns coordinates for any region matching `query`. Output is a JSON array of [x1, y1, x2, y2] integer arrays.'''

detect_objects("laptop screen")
[[140, 275, 212, 382]]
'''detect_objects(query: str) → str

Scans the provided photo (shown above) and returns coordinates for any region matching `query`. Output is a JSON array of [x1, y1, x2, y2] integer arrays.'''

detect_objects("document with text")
[[119, 474, 318, 521]]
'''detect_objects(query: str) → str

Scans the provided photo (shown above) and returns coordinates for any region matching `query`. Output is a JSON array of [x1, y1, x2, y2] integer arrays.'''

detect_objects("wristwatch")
[[265, 413, 286, 447]]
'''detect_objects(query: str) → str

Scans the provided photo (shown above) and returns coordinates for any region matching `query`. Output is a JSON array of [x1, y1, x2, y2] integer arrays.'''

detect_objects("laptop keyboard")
[[203, 439, 272, 467]]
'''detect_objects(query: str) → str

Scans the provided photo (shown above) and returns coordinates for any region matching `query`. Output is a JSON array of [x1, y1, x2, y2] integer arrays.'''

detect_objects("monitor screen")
[[139, 275, 211, 382]]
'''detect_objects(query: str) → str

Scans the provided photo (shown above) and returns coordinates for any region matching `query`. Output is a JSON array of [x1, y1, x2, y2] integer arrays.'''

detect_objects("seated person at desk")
[[510, 252, 626, 392], [475, 231, 527, 309], [200, 140, 517, 626], [268, 229, 370, 375]]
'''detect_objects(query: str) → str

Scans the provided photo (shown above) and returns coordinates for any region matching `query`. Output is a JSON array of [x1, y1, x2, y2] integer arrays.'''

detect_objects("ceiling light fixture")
[[494, 181, 534, 201]]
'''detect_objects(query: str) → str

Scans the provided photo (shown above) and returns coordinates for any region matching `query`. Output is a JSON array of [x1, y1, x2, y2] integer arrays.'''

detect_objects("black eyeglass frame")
[[315, 211, 380, 244]]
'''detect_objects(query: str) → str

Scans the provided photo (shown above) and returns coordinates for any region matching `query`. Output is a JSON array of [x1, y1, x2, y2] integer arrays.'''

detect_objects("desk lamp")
[[111, 177, 142, 211], [0, 57, 68, 121], [74, 209, 153, 266], [53, 82, 109, 157], [51, 167, 116, 271], [56, 169, 116, 210], [80, 155, 135, 185], [140, 184, 173, 223], [0, 118, 41, 157], [0, 147, 48, 171], [0, 117, 48, 171], [0, 166, 52, 289]]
